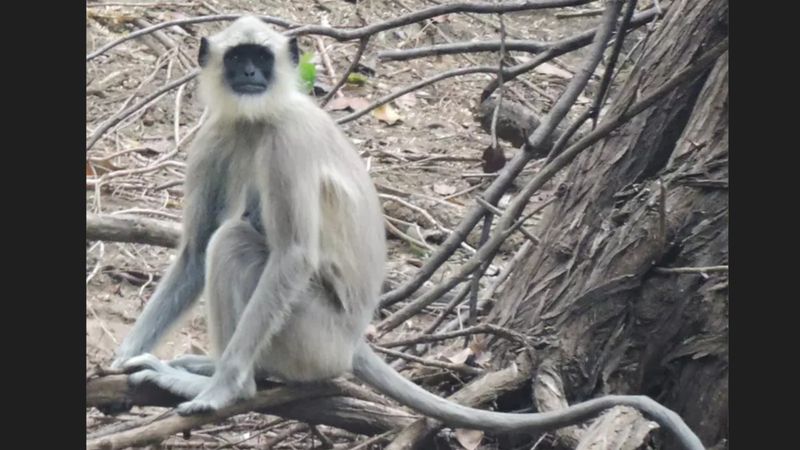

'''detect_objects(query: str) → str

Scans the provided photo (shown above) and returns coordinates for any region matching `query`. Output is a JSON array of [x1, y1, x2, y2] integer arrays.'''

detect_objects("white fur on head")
[[198, 16, 301, 123]]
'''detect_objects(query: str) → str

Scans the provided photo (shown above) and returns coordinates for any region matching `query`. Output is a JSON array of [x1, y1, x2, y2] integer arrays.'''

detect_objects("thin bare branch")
[[371, 345, 484, 375], [380, 323, 532, 349], [88, 2, 593, 62], [653, 265, 728, 274], [379, 7, 658, 62], [87, 15, 293, 61], [590, 0, 640, 126], [321, 37, 370, 107]]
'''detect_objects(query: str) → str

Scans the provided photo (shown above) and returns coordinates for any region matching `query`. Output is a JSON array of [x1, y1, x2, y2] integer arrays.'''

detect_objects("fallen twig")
[[372, 345, 484, 376], [86, 213, 181, 248], [653, 265, 728, 274], [379, 323, 532, 349]]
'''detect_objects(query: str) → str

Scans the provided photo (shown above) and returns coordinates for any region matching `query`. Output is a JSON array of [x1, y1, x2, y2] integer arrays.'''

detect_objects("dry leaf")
[[448, 347, 473, 365], [326, 96, 370, 111], [395, 92, 418, 109], [534, 62, 573, 79], [373, 103, 402, 125], [433, 183, 457, 196], [455, 428, 484, 450]]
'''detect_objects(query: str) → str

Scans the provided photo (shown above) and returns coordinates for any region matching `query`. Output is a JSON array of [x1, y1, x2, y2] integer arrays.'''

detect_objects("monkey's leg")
[[205, 219, 269, 357], [168, 355, 215, 376], [127, 221, 269, 399], [177, 240, 312, 416]]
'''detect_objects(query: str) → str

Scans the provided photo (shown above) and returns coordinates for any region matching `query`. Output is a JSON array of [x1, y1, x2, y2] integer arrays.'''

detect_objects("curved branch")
[[380, 39, 550, 61], [381, 8, 658, 63], [87, 1, 593, 61], [479, 7, 660, 101], [320, 37, 370, 107], [87, 15, 295, 61], [290, 0, 593, 39], [336, 66, 496, 125]]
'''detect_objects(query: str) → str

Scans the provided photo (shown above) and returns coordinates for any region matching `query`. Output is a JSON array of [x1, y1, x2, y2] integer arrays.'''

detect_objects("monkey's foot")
[[176, 371, 255, 416], [124, 353, 211, 399], [176, 398, 219, 415], [168, 354, 216, 376]]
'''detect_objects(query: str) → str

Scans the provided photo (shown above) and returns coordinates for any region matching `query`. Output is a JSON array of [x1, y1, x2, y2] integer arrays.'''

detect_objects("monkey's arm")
[[112, 163, 222, 367], [112, 248, 206, 366]]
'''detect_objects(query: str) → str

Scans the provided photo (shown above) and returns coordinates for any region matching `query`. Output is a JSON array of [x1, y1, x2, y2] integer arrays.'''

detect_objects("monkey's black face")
[[222, 44, 274, 95]]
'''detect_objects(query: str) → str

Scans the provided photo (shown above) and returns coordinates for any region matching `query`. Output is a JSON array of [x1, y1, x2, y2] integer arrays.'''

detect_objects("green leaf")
[[298, 52, 317, 93], [346, 72, 368, 86]]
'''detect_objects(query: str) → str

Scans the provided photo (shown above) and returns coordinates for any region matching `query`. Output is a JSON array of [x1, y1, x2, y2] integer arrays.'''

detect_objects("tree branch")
[[87, 375, 415, 449], [378, 7, 659, 62], [320, 37, 370, 107], [86, 213, 181, 248], [87, 1, 593, 62]]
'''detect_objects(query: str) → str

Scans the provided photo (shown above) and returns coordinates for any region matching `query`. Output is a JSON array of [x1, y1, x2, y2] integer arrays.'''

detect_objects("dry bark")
[[488, 0, 728, 448]]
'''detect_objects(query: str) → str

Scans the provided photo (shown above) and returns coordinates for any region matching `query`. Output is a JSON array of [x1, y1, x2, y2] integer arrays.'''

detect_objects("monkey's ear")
[[198, 37, 210, 68], [288, 37, 300, 66]]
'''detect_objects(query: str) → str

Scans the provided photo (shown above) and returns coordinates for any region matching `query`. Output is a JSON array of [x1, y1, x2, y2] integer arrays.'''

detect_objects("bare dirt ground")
[[86, 1, 618, 447]]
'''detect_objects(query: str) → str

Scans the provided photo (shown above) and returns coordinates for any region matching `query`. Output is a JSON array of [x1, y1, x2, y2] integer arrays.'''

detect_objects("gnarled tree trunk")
[[489, 1, 728, 449]]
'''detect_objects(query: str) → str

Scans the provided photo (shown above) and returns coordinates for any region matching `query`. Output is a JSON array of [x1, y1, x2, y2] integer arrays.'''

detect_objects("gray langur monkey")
[[109, 16, 705, 450]]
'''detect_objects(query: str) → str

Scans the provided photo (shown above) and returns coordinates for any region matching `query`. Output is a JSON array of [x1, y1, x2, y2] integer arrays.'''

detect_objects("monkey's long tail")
[[352, 342, 704, 450]]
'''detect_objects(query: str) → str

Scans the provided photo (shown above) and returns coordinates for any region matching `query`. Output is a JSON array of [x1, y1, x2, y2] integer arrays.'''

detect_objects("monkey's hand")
[[96, 352, 156, 415], [109, 354, 133, 370], [109, 340, 148, 370], [176, 368, 256, 415]]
